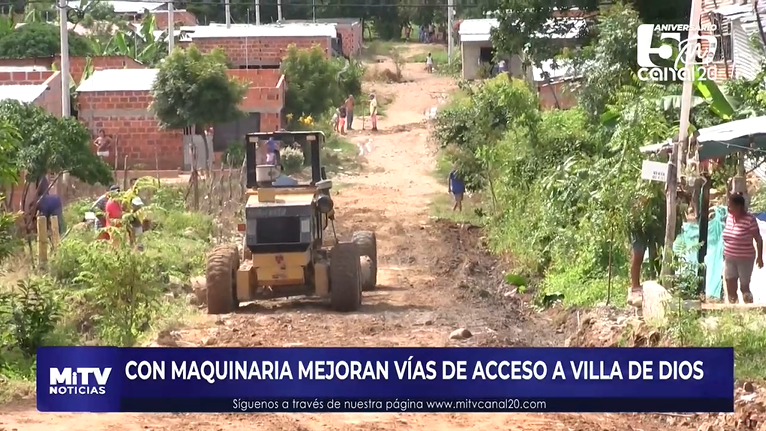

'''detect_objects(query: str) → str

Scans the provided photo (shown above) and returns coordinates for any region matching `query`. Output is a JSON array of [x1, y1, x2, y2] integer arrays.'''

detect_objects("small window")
[[479, 47, 494, 63], [713, 15, 733, 62]]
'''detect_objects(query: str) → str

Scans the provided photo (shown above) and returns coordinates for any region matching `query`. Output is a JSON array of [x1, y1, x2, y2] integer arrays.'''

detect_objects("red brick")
[[151, 10, 198, 30], [538, 80, 578, 110], [336, 22, 362, 58], [76, 68, 286, 169], [182, 36, 332, 67]]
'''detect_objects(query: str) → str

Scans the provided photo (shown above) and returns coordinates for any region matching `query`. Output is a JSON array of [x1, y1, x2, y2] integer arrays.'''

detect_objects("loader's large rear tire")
[[206, 244, 239, 314], [330, 242, 362, 312], [352, 231, 377, 291]]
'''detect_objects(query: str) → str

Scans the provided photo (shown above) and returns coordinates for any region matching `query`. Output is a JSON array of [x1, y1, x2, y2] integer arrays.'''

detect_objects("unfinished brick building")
[[0, 55, 145, 84], [0, 67, 63, 117], [76, 68, 285, 170], [283, 18, 363, 57], [179, 23, 338, 68]]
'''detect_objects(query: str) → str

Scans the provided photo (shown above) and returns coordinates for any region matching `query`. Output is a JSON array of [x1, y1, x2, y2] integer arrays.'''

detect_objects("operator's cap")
[[131, 197, 144, 207], [109, 185, 120, 191]]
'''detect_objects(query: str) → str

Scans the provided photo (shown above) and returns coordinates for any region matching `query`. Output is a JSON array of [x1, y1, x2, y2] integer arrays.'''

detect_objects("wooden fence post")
[[50, 215, 60, 249], [36, 216, 48, 267]]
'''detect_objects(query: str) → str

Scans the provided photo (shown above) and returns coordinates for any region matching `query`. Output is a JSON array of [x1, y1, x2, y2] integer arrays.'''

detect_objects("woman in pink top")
[[722, 193, 763, 303]]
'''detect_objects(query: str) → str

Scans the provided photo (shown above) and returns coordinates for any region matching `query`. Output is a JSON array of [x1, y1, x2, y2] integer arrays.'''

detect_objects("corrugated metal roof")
[[458, 18, 498, 42], [732, 19, 762, 80], [186, 23, 338, 39], [0, 85, 47, 103], [713, 4, 752, 18], [77, 69, 159, 92], [459, 17, 585, 43], [67, 0, 163, 13], [533, 59, 578, 81]]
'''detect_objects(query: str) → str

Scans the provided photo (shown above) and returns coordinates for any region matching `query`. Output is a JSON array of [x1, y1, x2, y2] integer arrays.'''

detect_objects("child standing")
[[448, 165, 465, 212], [331, 108, 340, 132], [338, 104, 347, 135]]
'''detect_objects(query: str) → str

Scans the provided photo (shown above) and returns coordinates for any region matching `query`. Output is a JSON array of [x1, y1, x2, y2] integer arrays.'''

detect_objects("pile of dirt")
[[561, 306, 664, 348], [423, 218, 567, 347]]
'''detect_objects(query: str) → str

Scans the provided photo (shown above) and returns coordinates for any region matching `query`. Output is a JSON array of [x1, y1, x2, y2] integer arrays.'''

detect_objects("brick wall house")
[[538, 79, 578, 110], [698, 2, 749, 82], [0, 68, 63, 117], [76, 69, 183, 170], [76, 68, 286, 170], [0, 55, 145, 83], [151, 9, 198, 29], [284, 18, 363, 57], [179, 23, 336, 67]]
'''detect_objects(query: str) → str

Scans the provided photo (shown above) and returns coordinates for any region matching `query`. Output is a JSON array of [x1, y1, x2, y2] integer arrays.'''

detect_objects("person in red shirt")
[[97, 197, 123, 241], [723, 193, 764, 303]]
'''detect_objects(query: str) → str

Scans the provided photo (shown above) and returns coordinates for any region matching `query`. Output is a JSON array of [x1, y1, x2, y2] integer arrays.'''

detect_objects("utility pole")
[[661, 0, 702, 281], [168, 1, 174, 53], [255, 0, 260, 25], [277, 0, 282, 21], [58, 0, 70, 117], [447, 0, 454, 65], [225, 0, 231, 28], [312, 0, 316, 22]]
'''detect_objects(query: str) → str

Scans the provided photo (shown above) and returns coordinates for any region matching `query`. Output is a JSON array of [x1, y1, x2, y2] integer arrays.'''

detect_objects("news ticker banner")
[[36, 347, 734, 413]]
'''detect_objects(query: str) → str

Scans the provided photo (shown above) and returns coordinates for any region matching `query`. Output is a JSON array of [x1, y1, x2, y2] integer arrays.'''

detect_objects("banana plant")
[[0, 16, 13, 39], [69, 0, 103, 31], [103, 14, 167, 66]]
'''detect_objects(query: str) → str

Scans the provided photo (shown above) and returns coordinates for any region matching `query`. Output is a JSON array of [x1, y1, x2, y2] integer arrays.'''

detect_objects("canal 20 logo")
[[636, 24, 718, 82], [49, 367, 112, 395]]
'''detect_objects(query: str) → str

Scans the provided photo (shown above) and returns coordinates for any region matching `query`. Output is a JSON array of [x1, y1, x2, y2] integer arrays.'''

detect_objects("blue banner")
[[36, 347, 734, 413]]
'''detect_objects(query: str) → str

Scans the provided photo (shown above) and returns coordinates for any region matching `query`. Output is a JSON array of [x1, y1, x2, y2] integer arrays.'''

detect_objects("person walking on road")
[[448, 164, 465, 212], [723, 192, 763, 304], [369, 94, 378, 132], [345, 95, 355, 130]]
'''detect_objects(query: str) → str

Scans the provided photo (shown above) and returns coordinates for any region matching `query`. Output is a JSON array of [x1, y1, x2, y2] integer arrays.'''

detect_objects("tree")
[[570, 4, 643, 118], [150, 45, 247, 168], [0, 100, 112, 185], [0, 120, 20, 187], [281, 44, 364, 122], [490, 0, 599, 67], [0, 22, 93, 58], [0, 120, 20, 264]]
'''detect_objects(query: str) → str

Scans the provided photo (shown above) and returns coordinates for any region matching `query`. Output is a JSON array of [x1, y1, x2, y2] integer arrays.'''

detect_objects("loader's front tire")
[[206, 244, 239, 314], [330, 242, 362, 312], [352, 231, 377, 291]]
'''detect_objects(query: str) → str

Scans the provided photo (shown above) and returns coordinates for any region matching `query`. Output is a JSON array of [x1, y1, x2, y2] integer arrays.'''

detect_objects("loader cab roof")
[[244, 131, 325, 189]]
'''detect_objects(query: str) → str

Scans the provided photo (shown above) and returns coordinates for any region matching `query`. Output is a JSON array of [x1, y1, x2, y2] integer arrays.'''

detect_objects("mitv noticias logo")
[[48, 367, 112, 395]]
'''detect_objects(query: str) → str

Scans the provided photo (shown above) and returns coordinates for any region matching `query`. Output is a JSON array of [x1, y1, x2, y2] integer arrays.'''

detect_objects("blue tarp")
[[672, 205, 727, 299]]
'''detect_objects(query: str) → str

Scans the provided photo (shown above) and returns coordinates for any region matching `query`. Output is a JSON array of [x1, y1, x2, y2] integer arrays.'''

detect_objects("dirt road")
[[0, 46, 685, 431]]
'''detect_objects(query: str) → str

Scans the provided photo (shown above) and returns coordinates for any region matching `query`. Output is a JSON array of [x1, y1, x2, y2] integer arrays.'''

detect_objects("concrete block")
[[642, 280, 672, 325]]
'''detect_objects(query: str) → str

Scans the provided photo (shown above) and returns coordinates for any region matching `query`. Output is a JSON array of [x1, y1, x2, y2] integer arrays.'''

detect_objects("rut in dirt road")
[[0, 52, 691, 431]]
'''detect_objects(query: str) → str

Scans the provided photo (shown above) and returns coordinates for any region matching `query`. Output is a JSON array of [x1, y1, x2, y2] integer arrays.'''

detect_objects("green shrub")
[[281, 146, 305, 174], [282, 44, 365, 124]]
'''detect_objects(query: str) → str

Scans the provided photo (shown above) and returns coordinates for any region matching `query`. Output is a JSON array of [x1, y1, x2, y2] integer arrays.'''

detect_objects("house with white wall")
[[730, 9, 766, 80], [457, 17, 587, 81]]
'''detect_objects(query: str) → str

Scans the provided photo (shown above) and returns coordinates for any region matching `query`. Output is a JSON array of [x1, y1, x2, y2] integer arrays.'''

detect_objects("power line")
[[18, 0, 475, 7]]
